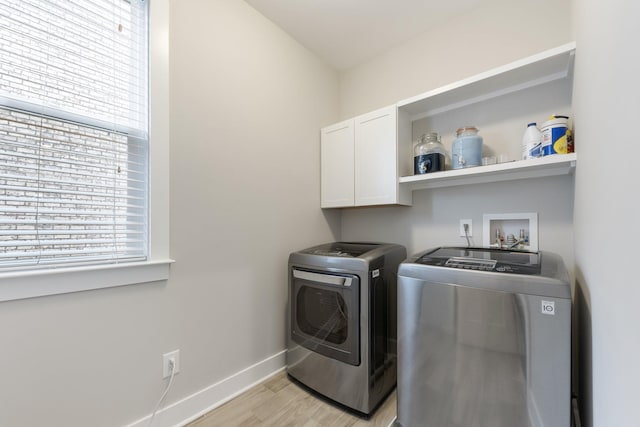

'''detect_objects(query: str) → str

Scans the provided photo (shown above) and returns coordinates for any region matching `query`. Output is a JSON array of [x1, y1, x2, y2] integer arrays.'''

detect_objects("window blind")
[[0, 0, 149, 270]]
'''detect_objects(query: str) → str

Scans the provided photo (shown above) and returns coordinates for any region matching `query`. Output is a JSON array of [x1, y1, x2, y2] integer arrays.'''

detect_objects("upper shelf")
[[397, 42, 576, 121], [399, 153, 576, 191]]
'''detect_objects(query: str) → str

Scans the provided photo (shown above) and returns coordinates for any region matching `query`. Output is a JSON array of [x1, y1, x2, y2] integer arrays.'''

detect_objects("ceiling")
[[244, 0, 484, 70]]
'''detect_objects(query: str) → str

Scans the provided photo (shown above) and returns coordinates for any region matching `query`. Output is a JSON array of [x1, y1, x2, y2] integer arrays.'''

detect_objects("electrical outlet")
[[459, 219, 472, 237], [162, 350, 180, 379]]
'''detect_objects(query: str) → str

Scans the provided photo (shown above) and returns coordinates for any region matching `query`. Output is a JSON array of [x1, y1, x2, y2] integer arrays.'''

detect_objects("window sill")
[[0, 259, 174, 302]]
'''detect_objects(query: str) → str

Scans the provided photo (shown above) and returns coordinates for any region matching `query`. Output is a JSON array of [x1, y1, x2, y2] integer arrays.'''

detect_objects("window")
[[0, 0, 149, 271]]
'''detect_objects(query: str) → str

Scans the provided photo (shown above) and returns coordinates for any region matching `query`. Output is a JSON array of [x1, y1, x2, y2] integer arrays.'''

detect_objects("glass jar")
[[414, 132, 447, 174], [452, 126, 483, 169]]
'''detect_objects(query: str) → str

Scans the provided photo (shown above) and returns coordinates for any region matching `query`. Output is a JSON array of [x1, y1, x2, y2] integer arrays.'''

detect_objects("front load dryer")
[[286, 242, 406, 415]]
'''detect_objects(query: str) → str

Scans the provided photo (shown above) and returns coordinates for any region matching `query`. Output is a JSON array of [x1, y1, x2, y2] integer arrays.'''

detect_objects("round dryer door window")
[[290, 268, 360, 366]]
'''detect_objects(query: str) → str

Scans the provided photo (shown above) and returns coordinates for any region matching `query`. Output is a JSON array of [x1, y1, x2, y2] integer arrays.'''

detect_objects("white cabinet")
[[320, 42, 577, 208], [320, 119, 354, 208], [354, 106, 411, 206], [320, 105, 411, 208]]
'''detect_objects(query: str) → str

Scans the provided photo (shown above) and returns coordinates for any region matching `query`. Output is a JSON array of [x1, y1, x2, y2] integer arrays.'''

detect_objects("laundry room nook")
[[0, 1, 637, 427]]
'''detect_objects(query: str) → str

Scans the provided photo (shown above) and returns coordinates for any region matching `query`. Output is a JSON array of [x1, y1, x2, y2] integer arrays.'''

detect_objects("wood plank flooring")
[[186, 370, 397, 427]]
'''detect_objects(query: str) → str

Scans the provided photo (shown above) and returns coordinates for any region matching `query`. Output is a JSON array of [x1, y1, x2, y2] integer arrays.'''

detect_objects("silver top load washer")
[[396, 247, 571, 427]]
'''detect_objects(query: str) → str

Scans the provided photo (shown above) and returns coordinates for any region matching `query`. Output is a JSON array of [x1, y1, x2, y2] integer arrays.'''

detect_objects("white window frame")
[[0, 0, 172, 302]]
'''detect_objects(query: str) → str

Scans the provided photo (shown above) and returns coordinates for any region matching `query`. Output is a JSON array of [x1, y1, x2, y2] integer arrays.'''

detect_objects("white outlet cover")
[[162, 350, 180, 378], [459, 219, 472, 237]]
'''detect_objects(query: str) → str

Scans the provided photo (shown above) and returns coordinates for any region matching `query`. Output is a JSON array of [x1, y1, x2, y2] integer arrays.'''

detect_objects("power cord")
[[463, 223, 471, 247], [148, 359, 176, 427]]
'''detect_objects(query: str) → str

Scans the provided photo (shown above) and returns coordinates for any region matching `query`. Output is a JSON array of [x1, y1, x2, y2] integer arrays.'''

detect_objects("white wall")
[[338, 0, 640, 425], [167, 0, 341, 422], [339, 0, 574, 119], [0, 1, 340, 426], [4, 0, 636, 425], [572, 0, 640, 425], [342, 175, 574, 261], [339, 0, 579, 419], [339, 0, 575, 268]]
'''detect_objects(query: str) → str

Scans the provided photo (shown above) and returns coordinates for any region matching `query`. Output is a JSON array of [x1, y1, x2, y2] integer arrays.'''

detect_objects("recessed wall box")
[[483, 212, 538, 251]]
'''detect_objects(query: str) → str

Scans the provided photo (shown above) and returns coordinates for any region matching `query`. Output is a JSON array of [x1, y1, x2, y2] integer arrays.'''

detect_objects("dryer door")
[[290, 268, 360, 366]]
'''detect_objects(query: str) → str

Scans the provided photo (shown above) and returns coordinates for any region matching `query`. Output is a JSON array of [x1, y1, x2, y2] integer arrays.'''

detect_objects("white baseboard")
[[125, 350, 286, 427]]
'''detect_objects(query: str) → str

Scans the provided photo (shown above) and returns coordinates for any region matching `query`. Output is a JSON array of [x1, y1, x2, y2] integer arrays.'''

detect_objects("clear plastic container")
[[414, 132, 447, 174], [452, 126, 483, 169]]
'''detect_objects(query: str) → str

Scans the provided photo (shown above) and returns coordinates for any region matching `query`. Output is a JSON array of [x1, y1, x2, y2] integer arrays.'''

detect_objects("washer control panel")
[[417, 247, 541, 275], [445, 257, 497, 271]]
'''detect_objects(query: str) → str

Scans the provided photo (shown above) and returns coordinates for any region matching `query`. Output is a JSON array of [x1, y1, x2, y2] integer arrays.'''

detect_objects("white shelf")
[[397, 42, 576, 121], [399, 153, 576, 191], [319, 42, 577, 207]]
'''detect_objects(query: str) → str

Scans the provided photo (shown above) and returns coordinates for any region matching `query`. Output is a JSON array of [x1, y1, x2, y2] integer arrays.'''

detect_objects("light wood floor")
[[186, 370, 397, 427]]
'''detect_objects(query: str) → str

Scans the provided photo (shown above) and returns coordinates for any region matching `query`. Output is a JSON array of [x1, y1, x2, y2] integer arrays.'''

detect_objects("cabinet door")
[[354, 105, 398, 206], [321, 119, 354, 208]]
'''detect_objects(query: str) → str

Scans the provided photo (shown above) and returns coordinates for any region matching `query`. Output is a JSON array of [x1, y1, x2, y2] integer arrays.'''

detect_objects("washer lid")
[[300, 242, 382, 258], [416, 247, 541, 275]]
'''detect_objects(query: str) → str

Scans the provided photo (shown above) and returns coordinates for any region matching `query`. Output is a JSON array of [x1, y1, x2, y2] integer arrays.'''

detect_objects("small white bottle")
[[522, 122, 542, 160]]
